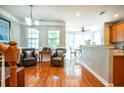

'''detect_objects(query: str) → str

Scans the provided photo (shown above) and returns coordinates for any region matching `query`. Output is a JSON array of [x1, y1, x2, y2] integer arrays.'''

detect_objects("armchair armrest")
[[18, 53, 24, 66], [20, 53, 24, 60], [62, 53, 66, 57], [51, 52, 57, 58]]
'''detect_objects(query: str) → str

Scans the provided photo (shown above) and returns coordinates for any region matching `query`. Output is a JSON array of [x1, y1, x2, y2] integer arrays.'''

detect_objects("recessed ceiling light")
[[76, 13, 80, 16], [114, 14, 119, 18]]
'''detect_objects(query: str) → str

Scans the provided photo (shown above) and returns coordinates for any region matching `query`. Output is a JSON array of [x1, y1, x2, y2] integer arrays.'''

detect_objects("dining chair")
[[70, 47, 76, 57]]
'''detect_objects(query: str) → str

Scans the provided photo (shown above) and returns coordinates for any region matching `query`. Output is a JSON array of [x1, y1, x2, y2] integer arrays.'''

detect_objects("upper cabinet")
[[110, 25, 117, 43], [116, 23, 124, 42], [110, 22, 124, 43]]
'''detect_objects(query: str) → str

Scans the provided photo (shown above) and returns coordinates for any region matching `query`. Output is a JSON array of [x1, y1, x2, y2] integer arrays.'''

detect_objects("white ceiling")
[[0, 5, 124, 30]]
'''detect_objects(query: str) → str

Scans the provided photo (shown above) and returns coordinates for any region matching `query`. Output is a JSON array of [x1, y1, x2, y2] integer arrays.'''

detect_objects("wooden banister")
[[0, 43, 7, 54], [0, 41, 20, 87]]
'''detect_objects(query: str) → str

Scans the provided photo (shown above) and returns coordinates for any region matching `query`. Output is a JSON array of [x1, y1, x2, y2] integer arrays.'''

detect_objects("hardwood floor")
[[24, 59, 105, 87]]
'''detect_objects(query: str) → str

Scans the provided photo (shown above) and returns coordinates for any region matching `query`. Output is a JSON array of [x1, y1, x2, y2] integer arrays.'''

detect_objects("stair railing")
[[0, 53, 5, 87], [0, 41, 20, 87]]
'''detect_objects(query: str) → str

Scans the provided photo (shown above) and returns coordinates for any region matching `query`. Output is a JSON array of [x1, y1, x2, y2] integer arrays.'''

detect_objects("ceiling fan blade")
[[81, 27, 89, 32]]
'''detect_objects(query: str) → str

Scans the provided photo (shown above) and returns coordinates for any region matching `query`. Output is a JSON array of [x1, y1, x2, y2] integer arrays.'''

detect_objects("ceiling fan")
[[81, 27, 90, 32]]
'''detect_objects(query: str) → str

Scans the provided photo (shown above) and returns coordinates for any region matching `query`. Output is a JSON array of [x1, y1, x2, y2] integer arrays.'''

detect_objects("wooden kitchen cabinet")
[[113, 56, 124, 86], [117, 23, 124, 42], [110, 25, 117, 43], [110, 22, 124, 43]]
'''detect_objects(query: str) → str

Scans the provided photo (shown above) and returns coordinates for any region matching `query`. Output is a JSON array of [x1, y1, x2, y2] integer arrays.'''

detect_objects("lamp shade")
[[25, 5, 39, 26], [34, 20, 39, 25], [25, 16, 32, 25]]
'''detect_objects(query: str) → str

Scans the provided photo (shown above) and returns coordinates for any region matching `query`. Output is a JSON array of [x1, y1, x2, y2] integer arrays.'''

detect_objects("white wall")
[[0, 8, 21, 24], [0, 8, 22, 46], [21, 25, 66, 48], [10, 21, 22, 46]]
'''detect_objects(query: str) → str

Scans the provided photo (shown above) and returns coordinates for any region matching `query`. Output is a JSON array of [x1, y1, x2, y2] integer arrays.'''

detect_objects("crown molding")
[[22, 21, 65, 26], [0, 8, 22, 24]]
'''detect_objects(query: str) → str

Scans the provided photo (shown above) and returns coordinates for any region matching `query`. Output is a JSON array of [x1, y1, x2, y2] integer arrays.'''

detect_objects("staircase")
[[0, 42, 20, 87]]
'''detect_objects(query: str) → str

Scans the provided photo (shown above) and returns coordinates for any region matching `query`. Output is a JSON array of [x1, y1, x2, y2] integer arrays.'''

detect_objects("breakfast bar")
[[81, 45, 114, 86]]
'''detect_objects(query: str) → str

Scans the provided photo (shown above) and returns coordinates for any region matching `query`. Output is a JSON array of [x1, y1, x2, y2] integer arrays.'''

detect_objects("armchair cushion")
[[56, 48, 66, 56], [23, 57, 35, 61], [23, 50, 34, 58], [52, 57, 62, 61], [57, 50, 64, 56]]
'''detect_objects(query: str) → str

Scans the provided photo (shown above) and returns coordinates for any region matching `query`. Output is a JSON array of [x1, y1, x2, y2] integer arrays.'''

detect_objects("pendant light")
[[25, 5, 39, 25]]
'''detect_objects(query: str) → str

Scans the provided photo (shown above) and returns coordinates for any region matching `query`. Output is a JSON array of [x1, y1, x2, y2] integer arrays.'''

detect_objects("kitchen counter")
[[81, 45, 114, 49], [81, 46, 113, 86], [113, 52, 124, 56], [113, 50, 124, 56], [81, 45, 124, 86], [81, 45, 124, 56]]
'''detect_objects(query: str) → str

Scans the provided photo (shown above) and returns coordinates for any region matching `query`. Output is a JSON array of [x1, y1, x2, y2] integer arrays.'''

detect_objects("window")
[[67, 32, 83, 48], [82, 31, 102, 45], [83, 32, 93, 41], [67, 33, 74, 48], [74, 34, 83, 48], [48, 29, 60, 49], [27, 28, 39, 48], [93, 31, 101, 45]]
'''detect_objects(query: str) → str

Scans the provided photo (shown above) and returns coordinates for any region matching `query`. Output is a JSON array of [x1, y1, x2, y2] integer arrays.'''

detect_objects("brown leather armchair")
[[51, 48, 66, 67], [20, 48, 37, 67]]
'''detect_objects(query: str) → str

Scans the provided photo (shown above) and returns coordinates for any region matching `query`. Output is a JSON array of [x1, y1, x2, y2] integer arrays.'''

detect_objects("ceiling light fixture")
[[76, 12, 80, 16], [25, 5, 39, 26], [114, 14, 119, 18]]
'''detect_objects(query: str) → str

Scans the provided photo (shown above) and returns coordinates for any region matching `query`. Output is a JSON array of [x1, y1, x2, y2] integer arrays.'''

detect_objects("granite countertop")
[[113, 53, 124, 56], [113, 49, 124, 56], [113, 52, 124, 56]]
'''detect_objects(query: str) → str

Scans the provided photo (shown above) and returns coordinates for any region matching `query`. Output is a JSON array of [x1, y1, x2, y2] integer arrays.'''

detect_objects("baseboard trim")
[[82, 63, 114, 87]]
